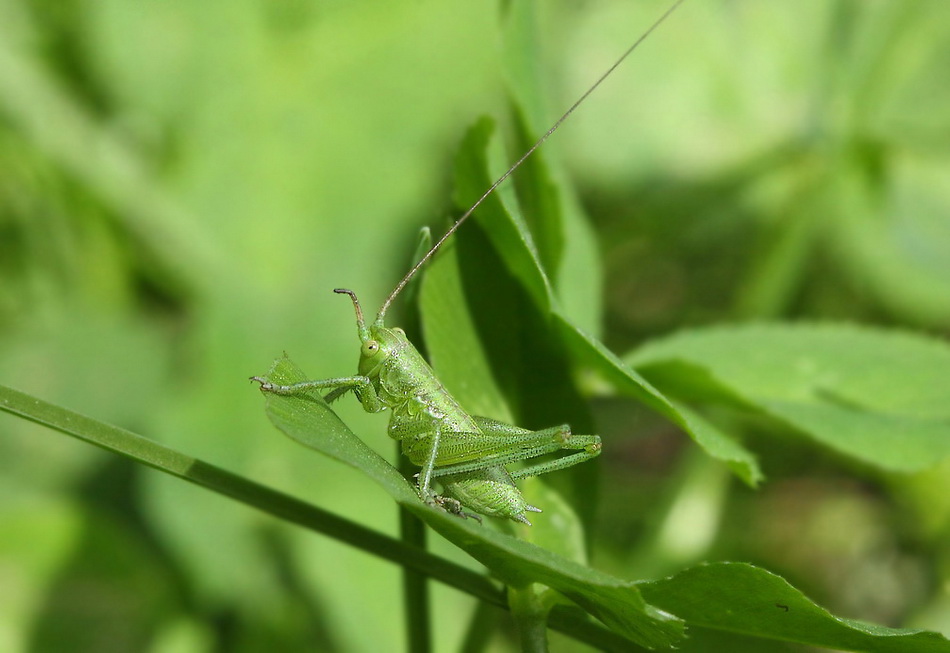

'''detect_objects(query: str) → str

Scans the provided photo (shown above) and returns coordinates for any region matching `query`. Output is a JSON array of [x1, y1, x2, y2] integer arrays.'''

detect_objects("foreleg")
[[251, 374, 386, 412]]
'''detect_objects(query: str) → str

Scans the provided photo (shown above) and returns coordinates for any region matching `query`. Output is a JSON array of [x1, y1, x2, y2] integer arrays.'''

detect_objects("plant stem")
[[399, 444, 431, 653], [508, 585, 549, 653], [0, 384, 636, 651], [0, 383, 493, 600]]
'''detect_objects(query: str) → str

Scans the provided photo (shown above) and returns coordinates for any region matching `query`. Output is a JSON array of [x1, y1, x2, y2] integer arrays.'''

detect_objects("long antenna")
[[375, 0, 685, 323]]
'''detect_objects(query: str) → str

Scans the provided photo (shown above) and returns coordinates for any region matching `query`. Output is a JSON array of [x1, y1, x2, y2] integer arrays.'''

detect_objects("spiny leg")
[[426, 424, 573, 466], [251, 374, 369, 396], [388, 420, 450, 508], [251, 374, 387, 412], [416, 424, 442, 503], [430, 434, 600, 478], [416, 429, 484, 522], [509, 438, 601, 480], [428, 421, 601, 478]]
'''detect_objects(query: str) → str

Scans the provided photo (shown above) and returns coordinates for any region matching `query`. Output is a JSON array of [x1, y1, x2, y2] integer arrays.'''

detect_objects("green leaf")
[[412, 502, 686, 649], [444, 116, 763, 487], [639, 563, 950, 652], [451, 117, 553, 312], [500, 4, 604, 335], [257, 356, 415, 503], [7, 382, 950, 651], [628, 323, 950, 471], [0, 381, 489, 606], [555, 316, 763, 487], [255, 360, 950, 651], [418, 237, 514, 422], [255, 357, 685, 650], [425, 129, 601, 512], [515, 476, 587, 565], [499, 1, 565, 283]]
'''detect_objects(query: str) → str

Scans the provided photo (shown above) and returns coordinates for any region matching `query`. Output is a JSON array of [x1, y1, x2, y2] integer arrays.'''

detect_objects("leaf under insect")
[[257, 357, 950, 651], [256, 355, 686, 650]]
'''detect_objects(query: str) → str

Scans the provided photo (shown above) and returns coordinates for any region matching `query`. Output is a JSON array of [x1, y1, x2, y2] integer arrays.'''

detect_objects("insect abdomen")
[[442, 469, 536, 523], [374, 327, 538, 522]]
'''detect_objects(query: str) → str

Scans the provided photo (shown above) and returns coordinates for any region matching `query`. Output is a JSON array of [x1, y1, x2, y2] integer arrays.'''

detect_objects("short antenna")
[[375, 0, 685, 323], [334, 288, 369, 341]]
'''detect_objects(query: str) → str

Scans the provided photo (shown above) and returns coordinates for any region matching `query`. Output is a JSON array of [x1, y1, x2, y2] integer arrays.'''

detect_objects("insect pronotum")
[[253, 0, 685, 525]]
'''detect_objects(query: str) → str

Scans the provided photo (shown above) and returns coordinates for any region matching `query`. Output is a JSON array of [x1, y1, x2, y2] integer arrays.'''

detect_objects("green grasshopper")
[[253, 0, 683, 525], [256, 287, 601, 524]]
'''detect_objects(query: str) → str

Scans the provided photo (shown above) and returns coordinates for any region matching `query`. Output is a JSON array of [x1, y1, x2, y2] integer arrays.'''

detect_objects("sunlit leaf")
[[629, 323, 950, 471]]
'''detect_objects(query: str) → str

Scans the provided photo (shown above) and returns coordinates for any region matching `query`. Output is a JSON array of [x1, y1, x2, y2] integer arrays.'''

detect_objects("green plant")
[[3, 1, 950, 651]]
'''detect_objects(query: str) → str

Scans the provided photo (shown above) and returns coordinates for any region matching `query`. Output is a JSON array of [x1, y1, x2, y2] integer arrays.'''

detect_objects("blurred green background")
[[2, 0, 949, 651]]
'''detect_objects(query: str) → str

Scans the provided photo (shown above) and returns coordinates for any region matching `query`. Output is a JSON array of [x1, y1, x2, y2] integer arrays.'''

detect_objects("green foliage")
[[3, 0, 950, 651], [629, 324, 950, 471], [258, 357, 685, 649], [639, 564, 950, 653]]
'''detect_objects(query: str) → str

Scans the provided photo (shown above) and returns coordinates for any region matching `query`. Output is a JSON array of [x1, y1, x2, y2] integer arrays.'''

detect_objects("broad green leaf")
[[485, 4, 608, 333], [256, 357, 685, 650], [449, 109, 601, 331], [424, 137, 600, 513], [500, 1, 603, 335], [451, 116, 554, 312], [639, 563, 950, 652], [418, 239, 514, 422], [555, 316, 763, 487], [256, 357, 415, 502], [510, 93, 604, 336], [445, 117, 763, 487], [628, 323, 950, 471], [412, 500, 685, 650], [515, 476, 587, 565]]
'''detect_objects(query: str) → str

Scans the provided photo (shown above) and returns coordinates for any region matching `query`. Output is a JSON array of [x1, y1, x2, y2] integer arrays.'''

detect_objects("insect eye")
[[364, 340, 380, 354], [393, 327, 405, 336]]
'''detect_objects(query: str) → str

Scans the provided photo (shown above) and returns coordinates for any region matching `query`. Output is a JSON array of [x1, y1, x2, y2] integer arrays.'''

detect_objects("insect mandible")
[[253, 0, 684, 525]]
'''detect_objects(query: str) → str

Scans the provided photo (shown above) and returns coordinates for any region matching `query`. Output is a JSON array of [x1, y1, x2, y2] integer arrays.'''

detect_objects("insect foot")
[[250, 376, 274, 392], [433, 495, 483, 524]]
